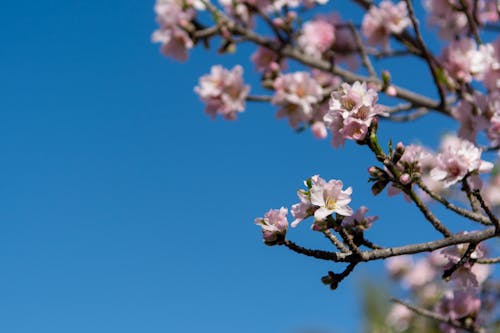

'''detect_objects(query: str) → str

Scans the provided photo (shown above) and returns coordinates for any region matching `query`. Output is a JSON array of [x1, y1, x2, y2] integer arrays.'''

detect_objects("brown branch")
[[323, 229, 350, 253], [284, 227, 497, 263], [246, 95, 272, 102], [472, 189, 500, 231], [442, 242, 477, 280]]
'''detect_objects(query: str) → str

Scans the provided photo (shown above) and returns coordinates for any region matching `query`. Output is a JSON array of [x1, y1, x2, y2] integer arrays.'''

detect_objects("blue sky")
[[0, 1, 469, 333]]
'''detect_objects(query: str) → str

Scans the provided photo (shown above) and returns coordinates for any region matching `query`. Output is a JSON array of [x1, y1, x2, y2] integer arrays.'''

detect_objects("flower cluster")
[[361, 0, 410, 49], [272, 71, 324, 129], [152, 0, 201, 61], [424, 0, 499, 39], [430, 135, 493, 188], [325, 81, 387, 148], [297, 17, 336, 58], [194, 65, 250, 120], [440, 38, 495, 85], [386, 245, 492, 332]]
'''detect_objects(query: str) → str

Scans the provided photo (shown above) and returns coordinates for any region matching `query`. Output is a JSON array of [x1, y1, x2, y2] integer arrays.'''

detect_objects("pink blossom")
[[291, 175, 326, 227], [441, 38, 494, 84], [436, 289, 481, 321], [272, 72, 324, 129], [484, 37, 500, 91], [361, 1, 410, 48], [386, 304, 413, 332], [325, 81, 387, 147], [483, 171, 500, 207], [424, 0, 499, 39], [152, 0, 197, 61], [430, 136, 493, 187], [254, 207, 288, 245], [403, 258, 437, 288], [194, 65, 250, 120], [451, 92, 492, 142], [341, 205, 377, 231], [251, 46, 285, 73], [310, 179, 353, 220], [291, 175, 353, 226], [297, 18, 335, 58], [386, 255, 413, 279]]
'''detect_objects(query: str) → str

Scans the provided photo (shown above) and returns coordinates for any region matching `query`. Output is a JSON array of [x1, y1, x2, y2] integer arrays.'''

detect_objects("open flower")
[[254, 207, 288, 245], [310, 179, 353, 220], [430, 136, 493, 187]]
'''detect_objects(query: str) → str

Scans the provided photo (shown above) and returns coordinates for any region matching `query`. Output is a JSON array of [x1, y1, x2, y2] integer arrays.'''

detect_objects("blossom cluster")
[[386, 244, 492, 332], [325, 81, 387, 148], [194, 65, 250, 120], [361, 0, 410, 49], [152, 0, 202, 61], [424, 0, 499, 39]]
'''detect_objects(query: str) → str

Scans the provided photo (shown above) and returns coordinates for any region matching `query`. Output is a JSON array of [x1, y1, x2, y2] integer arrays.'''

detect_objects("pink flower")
[[152, 0, 197, 61], [291, 175, 353, 226], [403, 258, 437, 288], [310, 179, 353, 220], [441, 38, 494, 84], [386, 304, 413, 332], [484, 37, 500, 91], [361, 1, 410, 48], [424, 0, 498, 39], [254, 207, 288, 245], [436, 289, 481, 321], [451, 92, 492, 142], [430, 136, 493, 187], [251, 46, 285, 73], [325, 81, 386, 147], [341, 205, 377, 231], [291, 175, 327, 227], [386, 255, 413, 279], [194, 65, 250, 120], [298, 18, 335, 58], [272, 72, 324, 129]]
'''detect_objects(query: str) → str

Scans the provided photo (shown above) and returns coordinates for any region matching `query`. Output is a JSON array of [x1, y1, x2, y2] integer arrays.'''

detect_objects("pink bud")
[[386, 85, 397, 96], [286, 12, 297, 20], [311, 122, 328, 139], [269, 62, 281, 72], [272, 18, 284, 27], [400, 173, 411, 184]]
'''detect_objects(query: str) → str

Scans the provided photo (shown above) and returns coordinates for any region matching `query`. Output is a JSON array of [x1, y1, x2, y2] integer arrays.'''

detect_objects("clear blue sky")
[[0, 1, 467, 333]]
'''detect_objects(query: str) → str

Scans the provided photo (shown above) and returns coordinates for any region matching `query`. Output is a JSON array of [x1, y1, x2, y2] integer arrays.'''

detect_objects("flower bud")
[[400, 173, 411, 185], [391, 141, 405, 164]]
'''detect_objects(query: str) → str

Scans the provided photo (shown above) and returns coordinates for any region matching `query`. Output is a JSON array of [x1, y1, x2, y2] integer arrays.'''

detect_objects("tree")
[[153, 0, 500, 331]]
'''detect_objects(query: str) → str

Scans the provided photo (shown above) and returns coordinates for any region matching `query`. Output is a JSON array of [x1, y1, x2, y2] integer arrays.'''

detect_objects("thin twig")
[[391, 298, 484, 333], [323, 229, 350, 253], [478, 257, 500, 264], [404, 0, 448, 109], [388, 108, 429, 122], [348, 22, 377, 78], [246, 95, 272, 102], [472, 189, 500, 231], [442, 242, 477, 280], [416, 179, 492, 226]]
